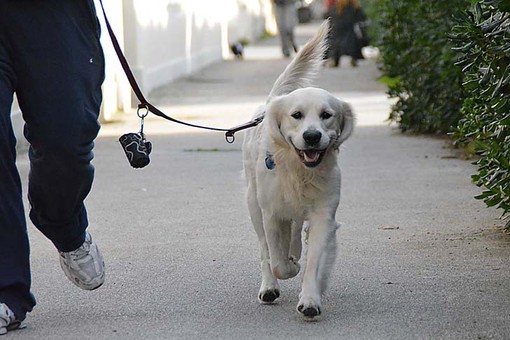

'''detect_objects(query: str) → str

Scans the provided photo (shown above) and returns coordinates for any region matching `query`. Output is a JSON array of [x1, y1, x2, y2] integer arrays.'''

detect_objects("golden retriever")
[[242, 21, 354, 319]]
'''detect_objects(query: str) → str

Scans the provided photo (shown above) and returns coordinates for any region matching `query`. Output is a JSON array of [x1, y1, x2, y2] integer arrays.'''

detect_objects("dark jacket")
[[330, 4, 367, 59]]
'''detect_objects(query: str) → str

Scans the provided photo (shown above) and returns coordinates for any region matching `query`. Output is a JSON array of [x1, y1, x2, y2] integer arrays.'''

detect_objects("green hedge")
[[377, 0, 510, 225], [377, 0, 466, 134], [450, 0, 510, 225]]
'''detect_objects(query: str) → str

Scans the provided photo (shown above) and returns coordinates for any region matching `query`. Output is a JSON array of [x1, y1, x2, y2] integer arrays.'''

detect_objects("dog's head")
[[266, 87, 354, 168]]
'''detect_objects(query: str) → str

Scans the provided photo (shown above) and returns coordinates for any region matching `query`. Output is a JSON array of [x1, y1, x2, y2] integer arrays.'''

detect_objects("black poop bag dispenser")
[[119, 107, 152, 168]]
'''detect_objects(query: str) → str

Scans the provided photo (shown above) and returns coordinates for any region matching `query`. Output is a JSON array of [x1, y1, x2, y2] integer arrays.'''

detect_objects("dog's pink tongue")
[[304, 151, 320, 162]]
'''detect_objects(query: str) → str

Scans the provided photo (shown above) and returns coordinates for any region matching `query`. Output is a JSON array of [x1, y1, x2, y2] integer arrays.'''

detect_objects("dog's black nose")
[[303, 130, 322, 146]]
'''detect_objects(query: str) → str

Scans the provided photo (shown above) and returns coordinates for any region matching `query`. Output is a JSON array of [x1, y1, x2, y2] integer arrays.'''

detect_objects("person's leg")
[[274, 5, 291, 57], [0, 15, 36, 321], [326, 19, 342, 67], [328, 35, 341, 67], [284, 5, 298, 53], [8, 0, 104, 252]]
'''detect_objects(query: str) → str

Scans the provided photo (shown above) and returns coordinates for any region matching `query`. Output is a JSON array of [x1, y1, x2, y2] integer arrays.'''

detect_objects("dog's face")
[[267, 87, 354, 168]]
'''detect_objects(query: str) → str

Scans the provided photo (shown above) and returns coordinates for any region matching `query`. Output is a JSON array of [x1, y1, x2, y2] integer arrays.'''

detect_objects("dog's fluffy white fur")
[[242, 21, 354, 319]]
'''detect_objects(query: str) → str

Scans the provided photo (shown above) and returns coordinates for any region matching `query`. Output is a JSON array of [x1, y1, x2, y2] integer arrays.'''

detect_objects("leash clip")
[[224, 115, 264, 144], [137, 104, 149, 119], [225, 132, 235, 144]]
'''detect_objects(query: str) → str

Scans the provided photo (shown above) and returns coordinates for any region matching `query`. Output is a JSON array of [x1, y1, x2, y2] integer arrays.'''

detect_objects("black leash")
[[98, 0, 262, 145]]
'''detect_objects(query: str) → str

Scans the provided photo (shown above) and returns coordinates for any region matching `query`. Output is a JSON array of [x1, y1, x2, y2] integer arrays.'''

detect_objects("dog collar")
[[265, 151, 275, 170]]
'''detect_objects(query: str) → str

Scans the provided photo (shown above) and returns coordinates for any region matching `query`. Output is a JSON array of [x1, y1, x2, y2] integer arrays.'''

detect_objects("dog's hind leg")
[[297, 214, 338, 318], [247, 186, 280, 304]]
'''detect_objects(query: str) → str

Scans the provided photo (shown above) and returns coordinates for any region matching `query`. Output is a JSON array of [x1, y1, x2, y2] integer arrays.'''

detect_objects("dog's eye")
[[291, 111, 303, 120], [320, 111, 332, 120]]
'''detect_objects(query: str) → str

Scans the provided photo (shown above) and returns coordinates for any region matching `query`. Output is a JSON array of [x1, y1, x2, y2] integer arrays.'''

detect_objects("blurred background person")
[[273, 0, 299, 58], [327, 0, 367, 67]]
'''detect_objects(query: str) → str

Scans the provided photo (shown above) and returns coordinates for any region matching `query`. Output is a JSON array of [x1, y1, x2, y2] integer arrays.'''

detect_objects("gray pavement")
[[11, 22, 510, 339]]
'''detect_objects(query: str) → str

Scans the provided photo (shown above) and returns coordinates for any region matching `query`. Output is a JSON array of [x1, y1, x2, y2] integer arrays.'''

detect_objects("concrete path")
[[11, 22, 510, 339]]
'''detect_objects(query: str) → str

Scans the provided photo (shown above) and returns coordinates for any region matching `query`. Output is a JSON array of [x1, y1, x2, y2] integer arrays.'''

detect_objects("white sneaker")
[[0, 303, 23, 335], [59, 231, 105, 290]]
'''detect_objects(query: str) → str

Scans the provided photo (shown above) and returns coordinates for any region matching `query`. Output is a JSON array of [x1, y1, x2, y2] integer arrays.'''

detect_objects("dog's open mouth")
[[296, 149, 326, 168]]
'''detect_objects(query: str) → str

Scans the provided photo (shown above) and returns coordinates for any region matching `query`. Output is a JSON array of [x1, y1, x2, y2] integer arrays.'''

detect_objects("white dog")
[[242, 21, 354, 319]]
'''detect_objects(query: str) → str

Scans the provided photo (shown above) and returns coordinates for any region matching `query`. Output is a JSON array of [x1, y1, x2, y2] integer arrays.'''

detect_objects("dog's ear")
[[265, 96, 287, 145], [332, 99, 355, 149]]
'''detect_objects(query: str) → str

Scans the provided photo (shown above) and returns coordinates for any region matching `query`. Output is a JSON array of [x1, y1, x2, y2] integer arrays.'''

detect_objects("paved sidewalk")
[[12, 22, 510, 339]]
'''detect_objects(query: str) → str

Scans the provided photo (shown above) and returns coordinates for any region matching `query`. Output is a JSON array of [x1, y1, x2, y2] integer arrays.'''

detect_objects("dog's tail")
[[268, 20, 329, 100]]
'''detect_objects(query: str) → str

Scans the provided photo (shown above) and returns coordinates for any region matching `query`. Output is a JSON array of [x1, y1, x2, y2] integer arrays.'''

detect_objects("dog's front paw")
[[258, 288, 280, 304], [297, 295, 322, 319], [272, 256, 300, 280]]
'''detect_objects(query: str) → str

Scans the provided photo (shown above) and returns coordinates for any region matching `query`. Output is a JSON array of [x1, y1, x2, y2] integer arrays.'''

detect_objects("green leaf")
[[475, 190, 494, 199], [485, 195, 502, 207]]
